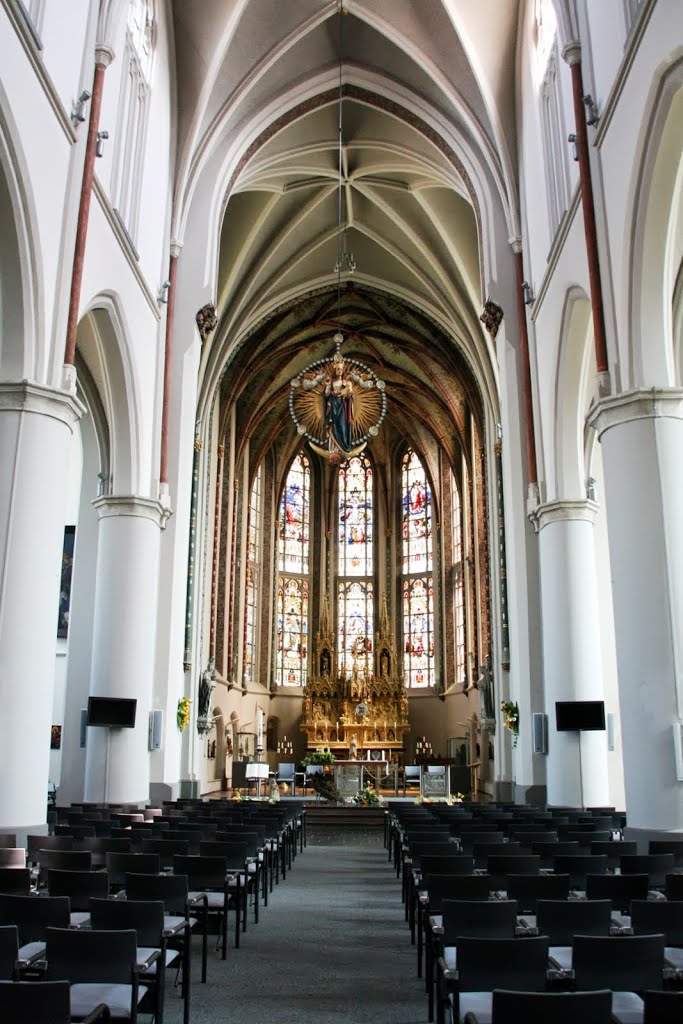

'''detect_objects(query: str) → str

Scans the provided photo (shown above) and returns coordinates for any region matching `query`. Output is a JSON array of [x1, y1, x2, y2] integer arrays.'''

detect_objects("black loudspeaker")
[[79, 709, 87, 749], [532, 712, 547, 754], [148, 710, 164, 751]]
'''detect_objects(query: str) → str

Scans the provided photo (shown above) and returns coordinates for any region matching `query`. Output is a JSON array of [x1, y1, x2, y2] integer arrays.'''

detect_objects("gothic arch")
[[627, 55, 683, 388]]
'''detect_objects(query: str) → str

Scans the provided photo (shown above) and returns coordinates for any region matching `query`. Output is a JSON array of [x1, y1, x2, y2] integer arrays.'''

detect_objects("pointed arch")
[[401, 446, 435, 688]]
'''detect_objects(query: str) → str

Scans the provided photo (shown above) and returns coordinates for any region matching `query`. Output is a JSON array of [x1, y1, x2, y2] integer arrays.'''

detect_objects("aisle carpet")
[[164, 844, 428, 1023]]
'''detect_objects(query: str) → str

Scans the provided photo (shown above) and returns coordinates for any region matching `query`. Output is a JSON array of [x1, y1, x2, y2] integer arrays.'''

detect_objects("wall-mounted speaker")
[[532, 712, 547, 754], [606, 712, 615, 751], [673, 722, 683, 782], [79, 709, 87, 749], [148, 710, 164, 751]]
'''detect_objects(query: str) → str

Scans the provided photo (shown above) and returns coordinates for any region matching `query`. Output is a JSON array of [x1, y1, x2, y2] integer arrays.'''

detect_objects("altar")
[[333, 759, 397, 798], [301, 594, 410, 763]]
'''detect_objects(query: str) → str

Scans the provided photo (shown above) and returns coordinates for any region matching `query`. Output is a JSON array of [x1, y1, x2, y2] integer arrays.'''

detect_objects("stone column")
[[533, 500, 610, 807], [0, 383, 84, 830], [588, 389, 683, 833], [84, 496, 169, 804]]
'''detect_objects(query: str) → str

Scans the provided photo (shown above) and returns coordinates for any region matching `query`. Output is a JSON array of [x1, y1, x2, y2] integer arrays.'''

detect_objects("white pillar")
[[84, 496, 169, 804], [588, 389, 683, 832], [533, 500, 610, 808], [0, 383, 84, 829]]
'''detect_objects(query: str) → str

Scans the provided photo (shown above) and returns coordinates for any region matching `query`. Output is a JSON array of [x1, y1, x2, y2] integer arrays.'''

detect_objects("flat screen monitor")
[[555, 700, 605, 732], [87, 696, 137, 728]]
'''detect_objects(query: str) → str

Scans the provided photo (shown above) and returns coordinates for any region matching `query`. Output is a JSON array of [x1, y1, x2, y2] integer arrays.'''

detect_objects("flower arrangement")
[[354, 784, 382, 807], [302, 745, 336, 766], [501, 700, 519, 747], [177, 696, 191, 732], [233, 789, 243, 803]]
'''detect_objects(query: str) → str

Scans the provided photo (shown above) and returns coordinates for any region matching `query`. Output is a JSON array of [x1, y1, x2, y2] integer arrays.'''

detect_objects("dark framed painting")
[[51, 725, 62, 750], [57, 525, 75, 638]]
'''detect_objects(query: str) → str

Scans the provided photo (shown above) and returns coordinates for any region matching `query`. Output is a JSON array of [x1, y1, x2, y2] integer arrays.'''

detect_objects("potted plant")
[[501, 700, 519, 747]]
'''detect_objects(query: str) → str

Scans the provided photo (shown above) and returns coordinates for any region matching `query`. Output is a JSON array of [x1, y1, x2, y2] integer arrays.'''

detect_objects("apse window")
[[276, 453, 310, 687], [337, 454, 374, 679], [402, 448, 435, 688]]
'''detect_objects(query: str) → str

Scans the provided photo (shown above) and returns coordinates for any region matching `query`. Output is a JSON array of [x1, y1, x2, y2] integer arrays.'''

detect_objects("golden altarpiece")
[[300, 594, 410, 760]]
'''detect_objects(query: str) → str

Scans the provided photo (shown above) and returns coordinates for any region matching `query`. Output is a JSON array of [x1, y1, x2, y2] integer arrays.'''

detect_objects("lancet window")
[[275, 453, 310, 687], [453, 472, 466, 684], [337, 454, 374, 678], [402, 449, 435, 688], [244, 465, 262, 682]]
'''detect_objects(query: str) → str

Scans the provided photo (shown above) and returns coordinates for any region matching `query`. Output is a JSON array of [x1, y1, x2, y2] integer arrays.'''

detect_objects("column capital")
[[562, 41, 582, 66], [0, 380, 85, 428], [95, 43, 116, 68], [170, 239, 183, 259], [530, 498, 598, 533], [509, 236, 523, 255], [93, 495, 172, 530], [588, 387, 683, 439]]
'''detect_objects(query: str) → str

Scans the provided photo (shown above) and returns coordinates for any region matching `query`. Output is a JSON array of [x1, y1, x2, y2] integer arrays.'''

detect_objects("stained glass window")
[[337, 455, 373, 677], [276, 453, 310, 686], [244, 466, 262, 682], [278, 454, 310, 575], [453, 471, 465, 684], [402, 449, 435, 687]]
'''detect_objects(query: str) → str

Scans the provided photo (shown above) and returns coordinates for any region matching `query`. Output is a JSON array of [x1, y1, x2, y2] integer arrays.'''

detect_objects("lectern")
[[245, 762, 269, 798]]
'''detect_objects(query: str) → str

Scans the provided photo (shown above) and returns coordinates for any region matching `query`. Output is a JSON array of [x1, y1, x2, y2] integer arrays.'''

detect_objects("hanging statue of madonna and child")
[[288, 333, 387, 462]]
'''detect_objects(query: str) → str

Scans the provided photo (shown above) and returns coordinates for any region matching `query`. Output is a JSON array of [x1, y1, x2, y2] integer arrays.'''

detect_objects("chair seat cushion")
[[188, 890, 225, 909], [665, 947, 683, 970], [70, 982, 149, 1019], [610, 991, 644, 1024], [443, 946, 457, 971], [137, 946, 180, 972], [18, 940, 45, 963], [457, 991, 493, 1024], [163, 914, 189, 933], [548, 945, 572, 971], [69, 911, 91, 928]]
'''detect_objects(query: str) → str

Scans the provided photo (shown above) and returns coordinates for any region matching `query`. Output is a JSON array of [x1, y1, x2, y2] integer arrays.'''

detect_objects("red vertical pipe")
[[513, 249, 538, 486], [209, 443, 224, 662], [159, 251, 178, 484], [227, 481, 239, 678], [567, 54, 609, 376], [64, 55, 111, 367]]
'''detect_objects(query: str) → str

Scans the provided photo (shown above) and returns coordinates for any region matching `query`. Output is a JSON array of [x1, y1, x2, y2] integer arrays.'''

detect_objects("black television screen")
[[87, 696, 137, 728], [555, 700, 605, 732]]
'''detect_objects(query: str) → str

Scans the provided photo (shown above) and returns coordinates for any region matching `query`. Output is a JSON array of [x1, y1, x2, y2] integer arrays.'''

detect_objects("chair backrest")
[[590, 840, 637, 867], [0, 836, 17, 849], [38, 849, 92, 885], [26, 835, 73, 863], [486, 855, 540, 888], [172, 855, 228, 890], [215, 831, 260, 857], [106, 851, 160, 886], [536, 899, 611, 945], [141, 838, 190, 867], [0, 850, 26, 869], [649, 841, 683, 868], [564, 831, 612, 846], [418, 854, 475, 880], [276, 763, 296, 781], [0, 894, 70, 942], [553, 854, 607, 886], [510, 830, 558, 845], [0, 924, 19, 980], [531, 840, 579, 867], [585, 872, 649, 912], [90, 897, 164, 946], [573, 933, 665, 992], [631, 900, 683, 946], [0, 980, 72, 1024], [620, 854, 675, 887], [642, 990, 683, 1024], [404, 766, 421, 782], [0, 868, 31, 896], [665, 873, 683, 901], [45, 925, 138, 985], [199, 841, 248, 869], [505, 873, 570, 912], [423, 873, 490, 910], [456, 935, 550, 993], [305, 765, 324, 778], [491, 989, 612, 1024], [47, 868, 109, 908], [125, 871, 189, 914], [441, 899, 518, 944], [472, 842, 519, 869]]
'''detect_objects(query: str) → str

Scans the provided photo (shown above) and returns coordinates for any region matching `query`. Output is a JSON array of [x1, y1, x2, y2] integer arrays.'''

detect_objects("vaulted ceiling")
[[171, 0, 521, 454]]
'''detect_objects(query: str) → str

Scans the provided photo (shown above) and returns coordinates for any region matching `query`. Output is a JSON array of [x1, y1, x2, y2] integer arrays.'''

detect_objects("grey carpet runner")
[[164, 844, 428, 1023]]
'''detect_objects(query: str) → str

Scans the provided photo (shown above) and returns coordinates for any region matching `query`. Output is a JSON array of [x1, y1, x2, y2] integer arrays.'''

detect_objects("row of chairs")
[[386, 799, 683, 1024]]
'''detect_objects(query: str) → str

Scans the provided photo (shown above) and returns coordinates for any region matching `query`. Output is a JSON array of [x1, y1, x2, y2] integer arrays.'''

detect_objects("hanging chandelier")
[[289, 2, 386, 463]]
